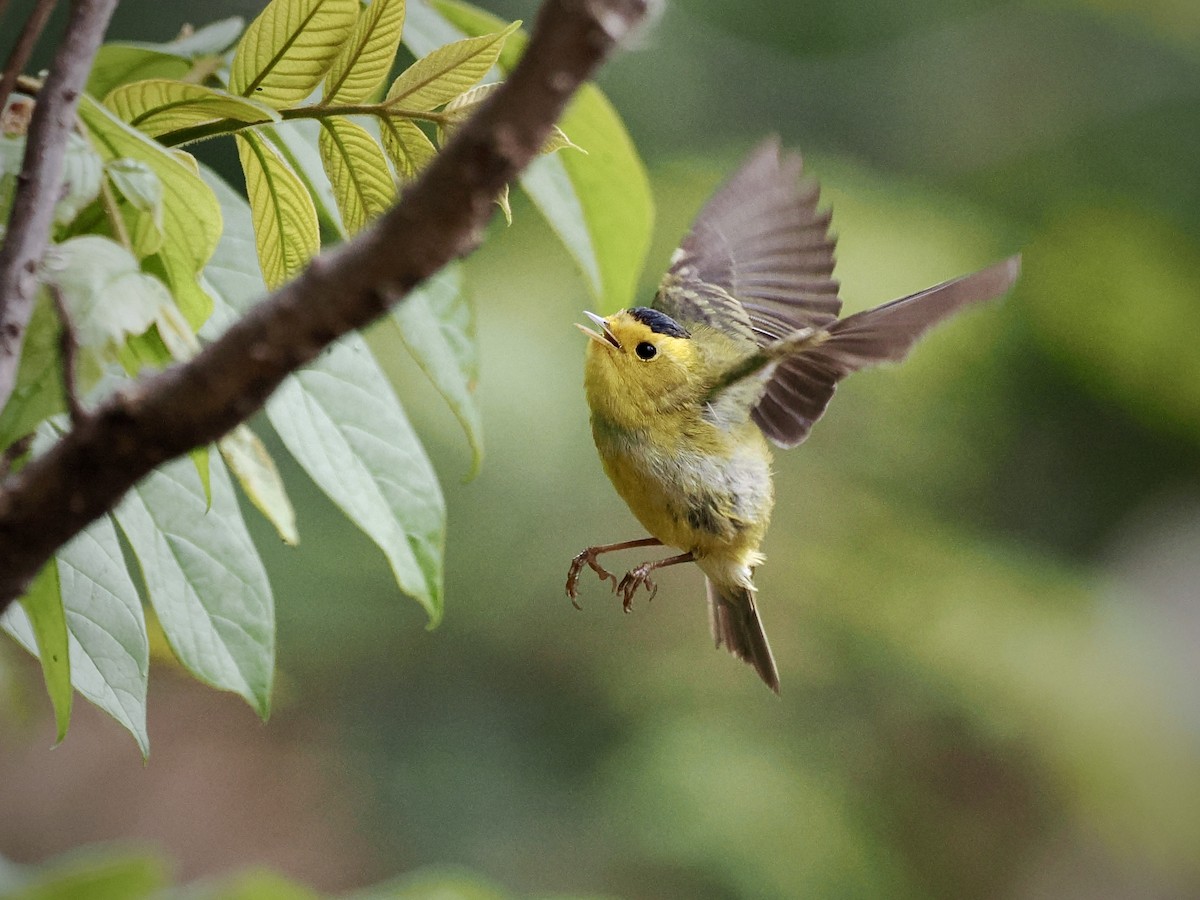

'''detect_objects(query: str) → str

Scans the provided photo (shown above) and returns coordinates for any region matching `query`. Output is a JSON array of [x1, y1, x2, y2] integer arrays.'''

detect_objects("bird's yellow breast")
[[590, 409, 774, 563]]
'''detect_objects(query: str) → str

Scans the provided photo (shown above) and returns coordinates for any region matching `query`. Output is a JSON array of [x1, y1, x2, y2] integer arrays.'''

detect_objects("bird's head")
[[578, 307, 702, 427]]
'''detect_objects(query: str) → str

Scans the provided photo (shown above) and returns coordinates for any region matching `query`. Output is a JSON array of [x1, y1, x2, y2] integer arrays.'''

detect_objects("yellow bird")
[[568, 138, 1020, 692]]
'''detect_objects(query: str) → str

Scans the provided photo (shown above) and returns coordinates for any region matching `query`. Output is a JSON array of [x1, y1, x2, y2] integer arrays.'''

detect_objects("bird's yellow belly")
[[593, 420, 773, 562]]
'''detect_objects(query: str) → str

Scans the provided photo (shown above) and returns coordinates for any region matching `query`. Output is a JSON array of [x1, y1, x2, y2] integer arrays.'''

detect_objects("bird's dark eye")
[[635, 341, 657, 360]]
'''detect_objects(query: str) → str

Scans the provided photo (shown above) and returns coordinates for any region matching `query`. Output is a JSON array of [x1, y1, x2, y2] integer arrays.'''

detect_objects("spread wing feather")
[[655, 136, 1020, 448]]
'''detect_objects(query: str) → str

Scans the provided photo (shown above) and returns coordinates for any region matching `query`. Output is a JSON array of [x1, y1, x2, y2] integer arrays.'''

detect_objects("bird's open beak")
[[576, 310, 620, 349]]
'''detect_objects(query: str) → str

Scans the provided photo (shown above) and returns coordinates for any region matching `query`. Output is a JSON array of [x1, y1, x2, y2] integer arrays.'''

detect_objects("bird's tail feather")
[[707, 579, 780, 693]]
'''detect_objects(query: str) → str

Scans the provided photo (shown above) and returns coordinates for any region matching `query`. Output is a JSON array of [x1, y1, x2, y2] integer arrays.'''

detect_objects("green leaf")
[[105, 157, 165, 256], [16, 563, 72, 744], [104, 80, 279, 140], [2, 509, 150, 756], [191, 444, 212, 508], [325, 0, 407, 104], [219, 425, 299, 545], [86, 46, 192, 100], [422, 0, 653, 311], [78, 95, 221, 329], [0, 292, 64, 450], [266, 333, 445, 623], [43, 236, 173, 353], [236, 131, 319, 289], [379, 117, 435, 180], [196, 168, 271, 328], [229, 0, 359, 108], [391, 264, 482, 477], [438, 83, 578, 155], [113, 454, 275, 718], [317, 116, 396, 234], [385, 21, 519, 111], [260, 121, 348, 237]]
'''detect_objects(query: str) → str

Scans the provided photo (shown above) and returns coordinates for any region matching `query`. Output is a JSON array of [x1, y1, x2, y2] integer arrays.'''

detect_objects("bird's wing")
[[653, 136, 841, 342], [751, 256, 1021, 447], [653, 138, 846, 445]]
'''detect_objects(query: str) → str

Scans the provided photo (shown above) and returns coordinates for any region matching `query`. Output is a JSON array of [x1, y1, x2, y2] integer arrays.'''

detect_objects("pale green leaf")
[[391, 264, 482, 477], [219, 425, 299, 545], [113, 454, 275, 718], [325, 0, 407, 104], [161, 17, 246, 57], [317, 116, 396, 234], [385, 21, 519, 111], [229, 0, 359, 107], [379, 117, 435, 180], [105, 157, 165, 256], [105, 158, 161, 213], [2, 509, 150, 756], [86, 46, 192, 99], [78, 95, 221, 329], [196, 169, 270, 332], [539, 124, 582, 156], [104, 80, 278, 140], [437, 81, 499, 139], [495, 181, 511, 224], [42, 236, 172, 353], [55, 132, 104, 226], [266, 332, 445, 623], [15, 563, 72, 744], [236, 131, 319, 289], [421, 0, 653, 311]]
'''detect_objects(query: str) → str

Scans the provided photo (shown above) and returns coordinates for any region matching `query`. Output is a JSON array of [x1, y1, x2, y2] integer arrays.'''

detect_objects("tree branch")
[[0, 0, 119, 410], [0, 0, 60, 116], [0, 0, 649, 607]]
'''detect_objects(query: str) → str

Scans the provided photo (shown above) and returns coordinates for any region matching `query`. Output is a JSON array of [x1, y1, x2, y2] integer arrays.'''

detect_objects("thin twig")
[[47, 284, 85, 426], [0, 0, 119, 412], [0, 0, 649, 608], [0, 0, 59, 115]]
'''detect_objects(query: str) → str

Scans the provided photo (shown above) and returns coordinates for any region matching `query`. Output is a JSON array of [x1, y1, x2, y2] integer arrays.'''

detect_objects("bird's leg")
[[566, 537, 663, 608], [618, 552, 695, 612]]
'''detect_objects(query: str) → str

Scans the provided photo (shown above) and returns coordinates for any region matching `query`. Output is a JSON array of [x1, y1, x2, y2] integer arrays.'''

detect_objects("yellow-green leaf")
[[385, 21, 518, 111], [236, 131, 319, 288], [229, 0, 359, 108], [325, 0, 407, 104], [78, 96, 221, 329], [317, 116, 396, 234], [17, 562, 72, 743], [423, 0, 652, 312], [440, 83, 579, 156], [104, 80, 278, 145], [379, 117, 435, 179], [219, 425, 299, 545]]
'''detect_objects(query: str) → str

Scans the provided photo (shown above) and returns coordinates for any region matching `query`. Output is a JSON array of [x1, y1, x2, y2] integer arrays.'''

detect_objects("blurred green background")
[[3, 0, 1200, 897]]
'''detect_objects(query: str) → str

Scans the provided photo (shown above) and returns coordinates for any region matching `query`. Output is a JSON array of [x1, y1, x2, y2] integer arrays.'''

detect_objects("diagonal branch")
[[0, 0, 119, 410], [0, 0, 649, 608]]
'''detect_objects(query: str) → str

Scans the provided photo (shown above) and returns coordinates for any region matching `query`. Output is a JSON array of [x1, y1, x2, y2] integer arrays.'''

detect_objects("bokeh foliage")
[[3, 0, 1200, 897]]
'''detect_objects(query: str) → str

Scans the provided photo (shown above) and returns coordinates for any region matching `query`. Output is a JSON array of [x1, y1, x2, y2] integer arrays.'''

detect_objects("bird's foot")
[[566, 547, 619, 609], [617, 562, 660, 612]]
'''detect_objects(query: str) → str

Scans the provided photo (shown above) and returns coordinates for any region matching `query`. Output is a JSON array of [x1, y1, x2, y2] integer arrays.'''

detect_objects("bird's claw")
[[566, 547, 619, 608], [617, 563, 659, 612]]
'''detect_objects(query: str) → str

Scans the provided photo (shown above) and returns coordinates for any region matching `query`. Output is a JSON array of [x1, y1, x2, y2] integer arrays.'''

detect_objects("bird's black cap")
[[628, 307, 690, 338]]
